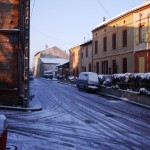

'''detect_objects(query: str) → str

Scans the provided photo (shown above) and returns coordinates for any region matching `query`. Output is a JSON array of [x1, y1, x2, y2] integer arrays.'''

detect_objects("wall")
[[134, 5, 150, 72], [92, 13, 135, 74], [81, 41, 93, 72], [0, 0, 29, 106], [99, 86, 150, 106], [69, 45, 81, 76]]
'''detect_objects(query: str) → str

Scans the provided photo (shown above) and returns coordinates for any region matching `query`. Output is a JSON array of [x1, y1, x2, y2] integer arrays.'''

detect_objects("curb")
[[57, 81, 76, 87], [98, 92, 150, 110], [0, 106, 42, 112]]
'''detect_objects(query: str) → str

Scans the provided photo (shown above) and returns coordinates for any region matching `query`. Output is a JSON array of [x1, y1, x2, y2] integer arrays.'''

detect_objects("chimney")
[[45, 44, 48, 49], [103, 17, 106, 22]]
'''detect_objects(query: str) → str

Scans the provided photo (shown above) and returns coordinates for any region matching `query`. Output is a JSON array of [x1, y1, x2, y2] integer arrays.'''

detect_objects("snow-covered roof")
[[92, 2, 150, 31], [41, 58, 69, 65], [56, 60, 69, 67]]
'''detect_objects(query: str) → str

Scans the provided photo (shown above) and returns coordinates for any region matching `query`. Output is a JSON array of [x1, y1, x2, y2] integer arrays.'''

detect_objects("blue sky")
[[30, 0, 144, 66]]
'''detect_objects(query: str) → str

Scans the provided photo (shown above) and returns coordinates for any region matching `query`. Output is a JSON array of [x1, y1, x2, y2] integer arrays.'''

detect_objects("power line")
[[96, 0, 112, 18], [31, 26, 72, 46]]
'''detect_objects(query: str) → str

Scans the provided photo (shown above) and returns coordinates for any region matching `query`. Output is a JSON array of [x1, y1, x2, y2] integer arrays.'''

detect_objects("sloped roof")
[[40, 46, 69, 59], [56, 61, 69, 67], [80, 39, 92, 46], [41, 58, 69, 65], [92, 2, 150, 32]]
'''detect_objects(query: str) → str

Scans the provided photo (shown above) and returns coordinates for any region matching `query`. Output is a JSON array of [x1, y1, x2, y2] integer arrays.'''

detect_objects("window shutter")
[[146, 32, 150, 42], [136, 27, 139, 44], [142, 26, 145, 42]]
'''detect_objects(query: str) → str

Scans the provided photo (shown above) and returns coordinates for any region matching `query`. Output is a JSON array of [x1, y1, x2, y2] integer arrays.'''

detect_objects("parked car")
[[43, 73, 53, 79], [76, 72, 99, 92]]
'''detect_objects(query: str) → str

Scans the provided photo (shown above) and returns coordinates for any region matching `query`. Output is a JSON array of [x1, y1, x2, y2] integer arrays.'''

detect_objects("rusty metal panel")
[[0, 33, 19, 89], [0, 0, 30, 107], [0, 0, 19, 29]]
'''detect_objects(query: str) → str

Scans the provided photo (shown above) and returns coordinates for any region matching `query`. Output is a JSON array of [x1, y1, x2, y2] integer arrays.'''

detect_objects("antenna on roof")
[[103, 17, 106, 22], [45, 44, 48, 49]]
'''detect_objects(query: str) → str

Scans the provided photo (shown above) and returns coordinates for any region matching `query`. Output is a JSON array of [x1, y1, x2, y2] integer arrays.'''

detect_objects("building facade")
[[40, 58, 69, 78], [0, 0, 30, 107], [69, 45, 81, 77], [92, 2, 150, 74], [134, 3, 150, 73], [34, 46, 69, 77], [81, 40, 93, 72]]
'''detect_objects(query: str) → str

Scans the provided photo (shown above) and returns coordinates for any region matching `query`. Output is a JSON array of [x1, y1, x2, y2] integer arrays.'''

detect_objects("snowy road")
[[0, 78, 150, 150]]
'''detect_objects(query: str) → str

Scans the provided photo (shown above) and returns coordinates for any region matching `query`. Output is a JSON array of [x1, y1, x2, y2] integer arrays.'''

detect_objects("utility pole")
[[23, 0, 30, 107]]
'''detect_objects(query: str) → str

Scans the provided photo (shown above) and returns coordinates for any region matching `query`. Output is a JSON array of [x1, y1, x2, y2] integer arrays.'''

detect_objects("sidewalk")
[[0, 96, 42, 112]]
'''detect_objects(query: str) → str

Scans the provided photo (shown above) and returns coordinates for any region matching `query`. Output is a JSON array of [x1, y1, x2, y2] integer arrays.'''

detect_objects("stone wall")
[[99, 86, 150, 106]]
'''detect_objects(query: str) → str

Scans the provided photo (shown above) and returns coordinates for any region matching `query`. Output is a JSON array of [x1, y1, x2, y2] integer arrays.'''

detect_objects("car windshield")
[[79, 74, 88, 80], [88, 73, 98, 82]]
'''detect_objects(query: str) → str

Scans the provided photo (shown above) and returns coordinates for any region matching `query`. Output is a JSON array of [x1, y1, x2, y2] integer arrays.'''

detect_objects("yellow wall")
[[69, 45, 81, 76]]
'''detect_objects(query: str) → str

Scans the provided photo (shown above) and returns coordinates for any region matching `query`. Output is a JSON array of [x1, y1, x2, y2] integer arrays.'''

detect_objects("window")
[[89, 63, 91, 72], [146, 14, 150, 42], [122, 58, 127, 73], [112, 33, 116, 49], [148, 14, 150, 32], [139, 57, 145, 73], [103, 37, 107, 51], [96, 62, 99, 74], [112, 60, 117, 74], [102, 61, 108, 74], [122, 29, 127, 47], [95, 40, 98, 54], [139, 25, 145, 43], [86, 47, 88, 57]]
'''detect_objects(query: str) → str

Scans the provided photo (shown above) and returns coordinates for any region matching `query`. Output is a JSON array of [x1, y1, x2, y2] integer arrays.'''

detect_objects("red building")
[[0, 0, 30, 107]]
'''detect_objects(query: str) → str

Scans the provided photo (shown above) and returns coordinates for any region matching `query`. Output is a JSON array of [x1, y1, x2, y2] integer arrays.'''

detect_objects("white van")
[[76, 72, 99, 92]]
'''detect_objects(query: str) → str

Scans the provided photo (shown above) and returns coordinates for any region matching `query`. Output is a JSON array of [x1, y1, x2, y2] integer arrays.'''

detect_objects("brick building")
[[0, 0, 30, 107]]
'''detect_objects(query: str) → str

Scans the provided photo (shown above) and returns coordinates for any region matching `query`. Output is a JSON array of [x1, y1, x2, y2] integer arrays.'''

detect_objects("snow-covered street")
[[0, 78, 150, 149]]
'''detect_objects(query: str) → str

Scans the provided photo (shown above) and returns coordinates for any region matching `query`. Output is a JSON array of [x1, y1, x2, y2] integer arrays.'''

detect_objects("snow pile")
[[130, 73, 150, 84], [111, 85, 120, 89], [112, 73, 132, 83], [0, 115, 7, 135], [98, 73, 150, 93], [139, 88, 150, 96], [103, 78, 112, 86], [98, 75, 112, 86]]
